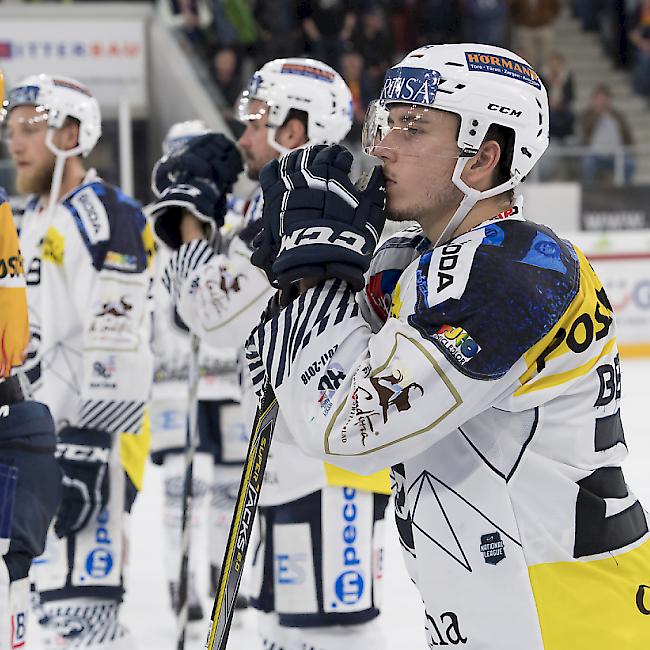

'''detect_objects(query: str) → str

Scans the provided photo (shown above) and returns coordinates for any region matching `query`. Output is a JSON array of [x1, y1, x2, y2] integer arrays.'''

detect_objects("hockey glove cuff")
[[54, 427, 112, 538], [150, 177, 225, 249]]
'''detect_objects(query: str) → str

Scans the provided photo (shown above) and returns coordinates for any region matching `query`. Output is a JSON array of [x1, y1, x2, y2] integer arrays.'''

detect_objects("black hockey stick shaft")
[[177, 334, 201, 650], [205, 384, 278, 650]]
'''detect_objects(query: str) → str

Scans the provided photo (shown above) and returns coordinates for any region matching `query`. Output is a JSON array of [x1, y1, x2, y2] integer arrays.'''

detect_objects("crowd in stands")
[[165, 0, 649, 185], [5, 0, 647, 185]]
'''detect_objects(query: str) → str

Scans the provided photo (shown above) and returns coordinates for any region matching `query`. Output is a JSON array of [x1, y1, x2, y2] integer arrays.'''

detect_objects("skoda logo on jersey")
[[333, 487, 365, 606], [85, 548, 113, 578], [381, 66, 440, 105]]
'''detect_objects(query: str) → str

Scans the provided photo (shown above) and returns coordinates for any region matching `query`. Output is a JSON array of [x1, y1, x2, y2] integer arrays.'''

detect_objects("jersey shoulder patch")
[[64, 181, 147, 272], [364, 225, 428, 322], [409, 220, 580, 379]]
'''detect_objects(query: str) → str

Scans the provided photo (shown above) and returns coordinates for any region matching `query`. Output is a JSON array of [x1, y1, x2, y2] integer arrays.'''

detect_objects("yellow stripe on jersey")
[[515, 338, 615, 396], [324, 463, 391, 495], [528, 536, 650, 649], [119, 408, 151, 491], [517, 248, 613, 394]]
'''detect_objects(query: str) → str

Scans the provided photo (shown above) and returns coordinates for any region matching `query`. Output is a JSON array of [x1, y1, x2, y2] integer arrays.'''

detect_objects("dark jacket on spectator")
[[580, 108, 634, 146]]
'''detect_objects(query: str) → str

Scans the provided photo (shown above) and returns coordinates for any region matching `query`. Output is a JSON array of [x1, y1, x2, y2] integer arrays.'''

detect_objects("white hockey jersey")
[[19, 171, 154, 440], [169, 188, 389, 505], [247, 204, 650, 649]]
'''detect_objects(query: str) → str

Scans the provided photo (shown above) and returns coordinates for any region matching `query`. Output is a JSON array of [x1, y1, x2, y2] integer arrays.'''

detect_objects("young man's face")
[[5, 105, 56, 195], [237, 100, 281, 180], [376, 105, 463, 227]]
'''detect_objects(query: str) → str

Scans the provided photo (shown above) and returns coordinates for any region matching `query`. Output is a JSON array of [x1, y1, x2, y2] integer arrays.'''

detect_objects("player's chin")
[[385, 195, 412, 222]]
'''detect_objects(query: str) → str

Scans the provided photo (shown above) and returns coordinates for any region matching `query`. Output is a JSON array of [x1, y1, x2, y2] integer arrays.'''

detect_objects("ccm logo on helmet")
[[487, 103, 522, 118]]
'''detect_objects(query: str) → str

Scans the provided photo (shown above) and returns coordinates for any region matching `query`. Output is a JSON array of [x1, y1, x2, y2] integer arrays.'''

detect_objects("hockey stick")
[[205, 384, 279, 650], [176, 333, 201, 650]]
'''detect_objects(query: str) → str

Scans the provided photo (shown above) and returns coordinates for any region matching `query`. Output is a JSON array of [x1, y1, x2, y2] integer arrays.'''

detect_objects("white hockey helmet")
[[162, 119, 210, 155], [363, 44, 549, 243], [237, 57, 353, 154], [2, 73, 101, 158]]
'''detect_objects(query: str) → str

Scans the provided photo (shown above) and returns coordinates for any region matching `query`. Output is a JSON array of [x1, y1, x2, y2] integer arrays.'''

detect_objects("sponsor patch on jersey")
[[381, 66, 440, 104], [432, 324, 481, 365], [104, 250, 138, 272], [465, 52, 541, 89], [71, 187, 110, 245], [42, 226, 64, 266], [280, 62, 335, 83]]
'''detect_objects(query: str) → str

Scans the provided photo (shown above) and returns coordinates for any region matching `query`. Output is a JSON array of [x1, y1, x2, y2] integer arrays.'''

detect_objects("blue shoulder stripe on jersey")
[[63, 181, 147, 272], [0, 186, 8, 205], [409, 221, 580, 379]]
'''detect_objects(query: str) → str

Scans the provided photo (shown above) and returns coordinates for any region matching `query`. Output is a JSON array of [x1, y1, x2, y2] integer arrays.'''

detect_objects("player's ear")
[[277, 117, 308, 149], [55, 118, 81, 152], [461, 140, 501, 191]]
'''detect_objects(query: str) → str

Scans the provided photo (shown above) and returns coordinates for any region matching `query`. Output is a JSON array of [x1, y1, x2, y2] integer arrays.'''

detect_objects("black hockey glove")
[[151, 133, 243, 249], [256, 144, 386, 291], [54, 427, 111, 538]]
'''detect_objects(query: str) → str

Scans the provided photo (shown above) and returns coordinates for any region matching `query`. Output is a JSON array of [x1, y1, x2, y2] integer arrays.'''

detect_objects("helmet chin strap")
[[44, 128, 83, 221], [434, 156, 518, 247]]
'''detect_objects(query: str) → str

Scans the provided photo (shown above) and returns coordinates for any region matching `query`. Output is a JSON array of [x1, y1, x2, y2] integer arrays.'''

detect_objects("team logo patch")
[[432, 324, 481, 365], [465, 52, 541, 89], [381, 66, 440, 104], [280, 62, 335, 83], [480, 532, 506, 565], [318, 361, 345, 415]]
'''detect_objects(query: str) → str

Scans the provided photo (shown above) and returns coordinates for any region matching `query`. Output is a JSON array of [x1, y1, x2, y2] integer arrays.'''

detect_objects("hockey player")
[[0, 67, 62, 650], [149, 119, 249, 623], [152, 58, 390, 650], [2, 74, 153, 648], [244, 43, 650, 649]]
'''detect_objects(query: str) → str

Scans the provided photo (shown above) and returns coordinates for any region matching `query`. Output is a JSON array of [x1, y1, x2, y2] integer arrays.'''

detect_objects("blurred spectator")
[[571, 0, 603, 31], [211, 46, 242, 109], [210, 0, 257, 48], [387, 0, 417, 58], [628, 0, 650, 98], [340, 50, 375, 140], [170, 0, 209, 54], [252, 0, 302, 66], [297, 0, 358, 69], [580, 84, 635, 186], [414, 0, 462, 47], [541, 51, 575, 140], [509, 0, 562, 70], [352, 5, 395, 96], [462, 0, 509, 47]]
